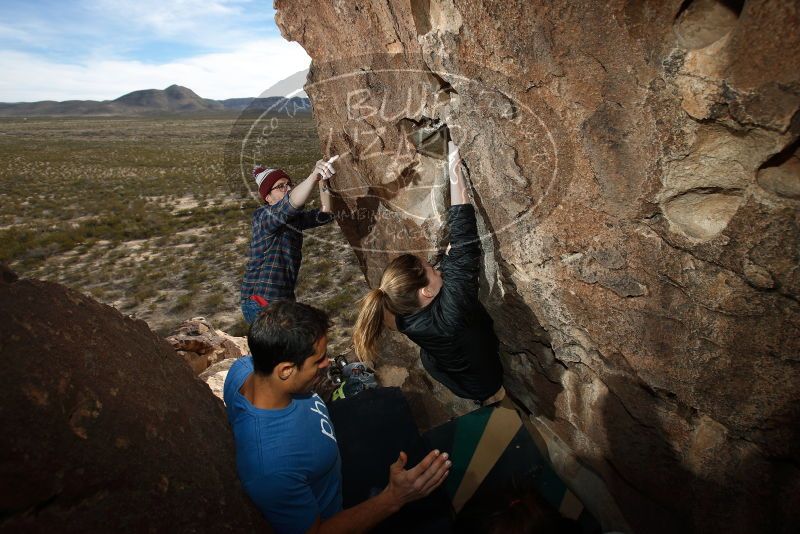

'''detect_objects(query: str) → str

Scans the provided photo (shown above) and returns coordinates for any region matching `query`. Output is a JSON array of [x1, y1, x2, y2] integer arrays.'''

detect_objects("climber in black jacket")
[[353, 141, 504, 403]]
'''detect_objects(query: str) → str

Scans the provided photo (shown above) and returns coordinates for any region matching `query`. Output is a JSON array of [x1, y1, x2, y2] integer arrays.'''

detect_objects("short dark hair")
[[248, 301, 332, 375]]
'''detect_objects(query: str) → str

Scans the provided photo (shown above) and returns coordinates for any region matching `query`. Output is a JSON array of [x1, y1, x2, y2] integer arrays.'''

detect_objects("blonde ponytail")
[[353, 288, 386, 362], [353, 254, 429, 362]]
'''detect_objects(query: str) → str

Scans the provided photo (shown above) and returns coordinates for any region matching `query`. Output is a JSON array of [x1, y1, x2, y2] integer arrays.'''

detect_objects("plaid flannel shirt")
[[240, 195, 335, 304]]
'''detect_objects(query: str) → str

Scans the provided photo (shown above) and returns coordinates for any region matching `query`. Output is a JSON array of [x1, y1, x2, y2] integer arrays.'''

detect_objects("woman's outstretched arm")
[[448, 141, 469, 206], [433, 140, 481, 330]]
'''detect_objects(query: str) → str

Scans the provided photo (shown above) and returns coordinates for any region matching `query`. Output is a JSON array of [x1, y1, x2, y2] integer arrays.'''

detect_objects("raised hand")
[[447, 141, 469, 205], [290, 156, 338, 209], [310, 158, 336, 182], [447, 140, 461, 184], [383, 449, 450, 510]]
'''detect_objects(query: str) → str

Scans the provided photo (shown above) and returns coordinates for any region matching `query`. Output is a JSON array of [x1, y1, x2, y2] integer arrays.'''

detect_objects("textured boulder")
[[199, 358, 238, 400], [167, 317, 249, 375], [0, 270, 267, 532], [274, 1, 800, 532], [371, 334, 476, 430]]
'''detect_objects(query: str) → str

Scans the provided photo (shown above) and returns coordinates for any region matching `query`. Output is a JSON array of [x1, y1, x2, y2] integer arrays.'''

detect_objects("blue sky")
[[0, 0, 311, 102]]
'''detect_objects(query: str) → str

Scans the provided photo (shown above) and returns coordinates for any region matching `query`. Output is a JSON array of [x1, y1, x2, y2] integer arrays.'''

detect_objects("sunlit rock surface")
[[166, 317, 249, 375], [275, 1, 800, 532]]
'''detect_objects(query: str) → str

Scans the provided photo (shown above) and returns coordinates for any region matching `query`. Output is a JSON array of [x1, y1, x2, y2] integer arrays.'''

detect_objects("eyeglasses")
[[272, 181, 293, 192]]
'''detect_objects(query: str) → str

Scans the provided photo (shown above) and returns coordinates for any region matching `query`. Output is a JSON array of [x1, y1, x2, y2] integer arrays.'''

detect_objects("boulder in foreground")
[[0, 268, 267, 532]]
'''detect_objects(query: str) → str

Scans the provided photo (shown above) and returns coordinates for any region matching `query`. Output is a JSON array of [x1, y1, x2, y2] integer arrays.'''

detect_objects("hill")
[[112, 84, 223, 112], [0, 85, 310, 117]]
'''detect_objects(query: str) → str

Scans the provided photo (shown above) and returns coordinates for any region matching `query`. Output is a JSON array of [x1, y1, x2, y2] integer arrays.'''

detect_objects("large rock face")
[[0, 269, 267, 532], [274, 1, 800, 532]]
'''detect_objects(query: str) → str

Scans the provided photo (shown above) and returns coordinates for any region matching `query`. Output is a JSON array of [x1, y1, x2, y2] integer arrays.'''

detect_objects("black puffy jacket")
[[396, 204, 504, 401]]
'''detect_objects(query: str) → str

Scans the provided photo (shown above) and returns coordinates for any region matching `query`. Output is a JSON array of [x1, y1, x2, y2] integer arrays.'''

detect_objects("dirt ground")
[[0, 115, 367, 353]]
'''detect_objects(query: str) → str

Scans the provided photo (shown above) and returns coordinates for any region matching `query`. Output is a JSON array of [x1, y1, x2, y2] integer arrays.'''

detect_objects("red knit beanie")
[[253, 166, 290, 202]]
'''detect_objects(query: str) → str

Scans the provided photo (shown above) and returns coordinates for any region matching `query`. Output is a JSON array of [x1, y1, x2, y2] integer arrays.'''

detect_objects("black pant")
[[327, 387, 453, 533]]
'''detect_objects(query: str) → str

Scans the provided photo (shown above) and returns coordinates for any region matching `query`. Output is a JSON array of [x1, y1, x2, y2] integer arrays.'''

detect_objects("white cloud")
[[0, 38, 311, 102], [85, 0, 269, 49]]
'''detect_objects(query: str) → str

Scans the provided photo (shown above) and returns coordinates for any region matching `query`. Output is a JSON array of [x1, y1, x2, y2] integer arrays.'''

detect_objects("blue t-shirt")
[[223, 357, 343, 534]]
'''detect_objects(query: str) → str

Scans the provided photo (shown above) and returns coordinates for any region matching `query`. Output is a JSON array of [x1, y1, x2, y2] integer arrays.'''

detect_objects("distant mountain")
[[0, 85, 311, 117], [112, 84, 223, 112]]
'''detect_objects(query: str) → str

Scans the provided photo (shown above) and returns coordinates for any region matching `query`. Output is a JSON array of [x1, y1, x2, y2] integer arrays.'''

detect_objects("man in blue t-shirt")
[[224, 301, 451, 534]]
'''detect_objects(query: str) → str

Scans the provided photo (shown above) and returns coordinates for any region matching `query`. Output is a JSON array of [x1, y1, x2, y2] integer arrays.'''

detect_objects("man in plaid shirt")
[[240, 158, 337, 324]]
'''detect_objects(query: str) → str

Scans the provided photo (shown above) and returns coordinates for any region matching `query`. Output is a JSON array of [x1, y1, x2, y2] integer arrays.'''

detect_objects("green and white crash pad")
[[422, 399, 601, 533]]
